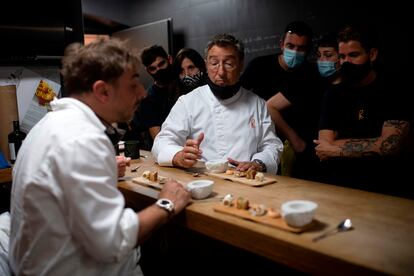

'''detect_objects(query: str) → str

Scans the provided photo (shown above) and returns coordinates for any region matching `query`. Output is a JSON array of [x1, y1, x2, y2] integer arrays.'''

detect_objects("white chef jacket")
[[9, 98, 142, 276], [152, 85, 283, 174]]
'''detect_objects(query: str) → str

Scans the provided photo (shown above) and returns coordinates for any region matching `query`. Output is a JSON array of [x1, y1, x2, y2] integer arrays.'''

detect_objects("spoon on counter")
[[313, 218, 353, 242]]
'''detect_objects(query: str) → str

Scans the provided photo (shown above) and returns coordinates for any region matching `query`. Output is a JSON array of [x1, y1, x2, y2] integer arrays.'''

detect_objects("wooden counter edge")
[[118, 182, 382, 275]]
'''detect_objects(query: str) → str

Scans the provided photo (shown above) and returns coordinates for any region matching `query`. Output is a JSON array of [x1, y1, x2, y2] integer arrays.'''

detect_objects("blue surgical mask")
[[317, 61, 337, 78], [283, 48, 306, 69]]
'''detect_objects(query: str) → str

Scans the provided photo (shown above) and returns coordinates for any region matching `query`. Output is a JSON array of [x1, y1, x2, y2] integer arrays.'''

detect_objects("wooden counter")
[[118, 152, 414, 275]]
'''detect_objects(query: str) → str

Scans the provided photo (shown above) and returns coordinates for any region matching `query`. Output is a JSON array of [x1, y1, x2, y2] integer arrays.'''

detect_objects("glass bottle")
[[8, 121, 26, 164]]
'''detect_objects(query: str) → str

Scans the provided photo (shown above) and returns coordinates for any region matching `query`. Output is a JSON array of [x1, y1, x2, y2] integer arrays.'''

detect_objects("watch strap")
[[156, 198, 175, 218], [252, 159, 267, 172]]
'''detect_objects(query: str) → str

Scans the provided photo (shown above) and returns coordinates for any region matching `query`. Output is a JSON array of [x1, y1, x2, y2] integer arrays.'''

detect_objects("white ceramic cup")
[[205, 160, 228, 173], [281, 200, 318, 228], [186, 179, 214, 199]]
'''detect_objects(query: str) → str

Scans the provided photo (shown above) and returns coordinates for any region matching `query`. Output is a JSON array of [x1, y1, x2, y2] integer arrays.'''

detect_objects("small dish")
[[205, 159, 228, 173], [187, 179, 214, 199], [281, 200, 318, 228]]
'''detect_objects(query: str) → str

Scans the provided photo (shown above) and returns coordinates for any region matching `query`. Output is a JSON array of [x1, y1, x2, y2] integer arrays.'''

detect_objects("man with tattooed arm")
[[314, 24, 411, 197]]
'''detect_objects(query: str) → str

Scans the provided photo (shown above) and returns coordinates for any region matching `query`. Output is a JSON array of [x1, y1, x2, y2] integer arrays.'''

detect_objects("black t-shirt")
[[128, 82, 179, 150], [318, 74, 411, 196], [140, 83, 178, 129], [242, 54, 322, 142], [240, 53, 319, 101], [241, 53, 323, 181]]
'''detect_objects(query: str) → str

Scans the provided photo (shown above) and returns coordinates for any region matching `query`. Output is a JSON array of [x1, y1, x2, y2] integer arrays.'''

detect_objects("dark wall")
[[84, 0, 408, 72]]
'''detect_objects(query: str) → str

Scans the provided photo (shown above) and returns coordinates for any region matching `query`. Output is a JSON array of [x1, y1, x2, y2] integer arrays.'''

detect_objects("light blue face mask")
[[283, 48, 306, 69], [317, 61, 337, 78]]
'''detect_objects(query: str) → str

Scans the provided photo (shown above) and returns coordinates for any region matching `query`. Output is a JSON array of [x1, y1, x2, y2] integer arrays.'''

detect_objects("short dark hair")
[[61, 38, 139, 95], [205, 33, 244, 61], [317, 32, 338, 50], [140, 45, 168, 67], [284, 20, 313, 39], [173, 48, 206, 75], [338, 24, 379, 53]]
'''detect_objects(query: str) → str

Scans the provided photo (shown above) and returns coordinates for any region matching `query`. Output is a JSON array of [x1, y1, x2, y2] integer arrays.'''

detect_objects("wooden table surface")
[[118, 151, 414, 275]]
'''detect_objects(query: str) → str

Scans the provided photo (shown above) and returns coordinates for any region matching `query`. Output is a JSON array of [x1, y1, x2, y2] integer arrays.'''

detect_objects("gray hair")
[[204, 34, 244, 61]]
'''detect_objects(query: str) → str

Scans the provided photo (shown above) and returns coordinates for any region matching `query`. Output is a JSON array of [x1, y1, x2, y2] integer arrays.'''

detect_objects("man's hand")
[[313, 139, 342, 161], [116, 156, 131, 177], [158, 179, 191, 215], [228, 157, 264, 172], [173, 133, 204, 169]]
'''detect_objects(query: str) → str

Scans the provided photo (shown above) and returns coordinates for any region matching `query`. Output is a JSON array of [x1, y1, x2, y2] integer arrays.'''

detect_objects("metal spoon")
[[313, 218, 353, 242]]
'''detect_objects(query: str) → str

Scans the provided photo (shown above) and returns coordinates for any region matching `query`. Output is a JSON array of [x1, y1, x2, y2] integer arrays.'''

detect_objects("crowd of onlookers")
[[6, 19, 412, 275], [127, 20, 412, 198]]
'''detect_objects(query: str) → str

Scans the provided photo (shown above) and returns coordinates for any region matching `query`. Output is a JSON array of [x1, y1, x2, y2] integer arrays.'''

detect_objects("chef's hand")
[[116, 156, 131, 177], [173, 132, 204, 169]]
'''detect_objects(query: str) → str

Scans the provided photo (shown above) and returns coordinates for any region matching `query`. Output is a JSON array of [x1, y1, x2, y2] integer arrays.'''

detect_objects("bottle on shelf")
[[8, 120, 26, 164]]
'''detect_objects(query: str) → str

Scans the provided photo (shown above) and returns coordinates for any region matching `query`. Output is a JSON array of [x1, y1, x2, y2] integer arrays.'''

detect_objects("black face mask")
[[341, 61, 372, 84], [206, 77, 241, 100], [152, 66, 174, 85]]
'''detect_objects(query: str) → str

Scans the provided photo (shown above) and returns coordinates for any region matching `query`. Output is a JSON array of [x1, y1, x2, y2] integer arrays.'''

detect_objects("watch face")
[[157, 198, 174, 213]]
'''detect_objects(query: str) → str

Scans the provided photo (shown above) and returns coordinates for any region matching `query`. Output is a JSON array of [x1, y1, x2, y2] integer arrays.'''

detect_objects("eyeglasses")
[[207, 60, 237, 71]]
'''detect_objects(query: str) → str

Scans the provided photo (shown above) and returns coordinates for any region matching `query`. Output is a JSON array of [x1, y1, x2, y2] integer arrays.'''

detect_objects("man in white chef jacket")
[[9, 39, 191, 275], [152, 34, 283, 174]]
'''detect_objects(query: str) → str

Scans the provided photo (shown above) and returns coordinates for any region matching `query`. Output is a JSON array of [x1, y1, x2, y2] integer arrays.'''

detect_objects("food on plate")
[[255, 172, 265, 182], [149, 171, 158, 182], [250, 204, 267, 216], [142, 170, 151, 179], [142, 170, 159, 182], [266, 208, 279, 218], [222, 194, 234, 206], [246, 168, 257, 179], [225, 168, 235, 175], [234, 171, 247, 178], [236, 197, 249, 210]]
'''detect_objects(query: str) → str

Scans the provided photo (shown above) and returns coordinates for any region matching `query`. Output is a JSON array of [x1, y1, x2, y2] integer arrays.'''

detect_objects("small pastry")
[[246, 168, 257, 179], [234, 171, 246, 178], [142, 170, 151, 179], [236, 197, 249, 210], [222, 194, 234, 206], [149, 171, 158, 182], [267, 208, 279, 218], [250, 204, 267, 216], [255, 172, 265, 181], [225, 169, 235, 175]]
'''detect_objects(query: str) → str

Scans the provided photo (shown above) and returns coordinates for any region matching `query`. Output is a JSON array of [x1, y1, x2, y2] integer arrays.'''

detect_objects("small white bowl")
[[281, 200, 318, 228], [187, 179, 214, 199], [205, 159, 228, 173]]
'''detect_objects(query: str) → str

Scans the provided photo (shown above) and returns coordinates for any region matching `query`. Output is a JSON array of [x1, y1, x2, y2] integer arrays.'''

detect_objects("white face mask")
[[317, 60, 337, 78]]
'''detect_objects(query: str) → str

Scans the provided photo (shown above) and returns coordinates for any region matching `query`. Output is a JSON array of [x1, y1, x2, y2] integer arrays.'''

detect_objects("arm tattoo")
[[342, 139, 379, 158], [342, 120, 409, 158]]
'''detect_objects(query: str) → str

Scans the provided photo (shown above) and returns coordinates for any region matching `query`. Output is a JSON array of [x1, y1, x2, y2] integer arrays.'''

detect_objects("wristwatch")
[[252, 159, 267, 172], [156, 198, 175, 217]]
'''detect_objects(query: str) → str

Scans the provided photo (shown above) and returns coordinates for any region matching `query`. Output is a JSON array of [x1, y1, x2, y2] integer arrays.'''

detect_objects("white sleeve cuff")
[[154, 145, 183, 166], [117, 208, 139, 260]]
